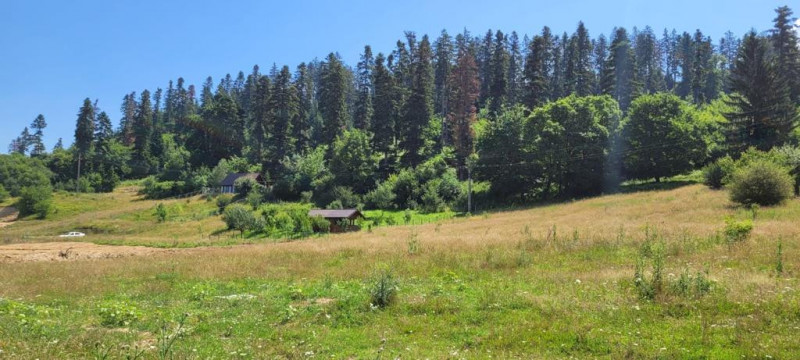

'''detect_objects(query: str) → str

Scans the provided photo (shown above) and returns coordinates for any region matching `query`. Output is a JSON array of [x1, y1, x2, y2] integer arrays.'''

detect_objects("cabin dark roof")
[[219, 173, 261, 186], [308, 209, 364, 219]]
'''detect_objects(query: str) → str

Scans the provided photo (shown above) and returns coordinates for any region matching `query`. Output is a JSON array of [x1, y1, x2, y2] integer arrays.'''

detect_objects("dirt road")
[[0, 241, 171, 263]]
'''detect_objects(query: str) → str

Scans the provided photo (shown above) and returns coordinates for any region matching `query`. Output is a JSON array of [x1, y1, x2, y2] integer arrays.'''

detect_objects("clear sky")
[[0, 0, 794, 151]]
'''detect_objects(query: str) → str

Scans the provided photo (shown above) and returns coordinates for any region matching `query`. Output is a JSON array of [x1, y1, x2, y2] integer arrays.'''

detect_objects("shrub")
[[216, 193, 235, 211], [420, 180, 446, 213], [98, 301, 140, 327], [0, 185, 9, 202], [728, 160, 793, 206], [222, 204, 256, 236], [154, 203, 168, 222], [16, 185, 53, 219], [234, 177, 258, 197], [369, 268, 397, 309], [246, 191, 263, 210], [272, 211, 295, 236], [331, 186, 361, 209], [723, 217, 753, 244], [702, 163, 725, 189], [364, 181, 396, 210], [310, 215, 330, 233]]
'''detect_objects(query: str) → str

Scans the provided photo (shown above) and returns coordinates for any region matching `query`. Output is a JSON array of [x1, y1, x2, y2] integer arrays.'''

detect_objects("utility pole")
[[76, 153, 81, 193]]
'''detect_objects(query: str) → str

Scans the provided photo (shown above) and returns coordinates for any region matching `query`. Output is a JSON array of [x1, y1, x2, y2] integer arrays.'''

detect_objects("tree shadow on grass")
[[617, 180, 699, 194]]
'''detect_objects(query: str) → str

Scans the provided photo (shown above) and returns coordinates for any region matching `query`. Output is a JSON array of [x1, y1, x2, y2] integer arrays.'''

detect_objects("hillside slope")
[[1, 184, 799, 358]]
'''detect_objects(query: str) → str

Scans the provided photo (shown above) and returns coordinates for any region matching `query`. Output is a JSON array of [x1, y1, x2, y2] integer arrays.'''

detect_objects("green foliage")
[[364, 181, 396, 210], [723, 217, 753, 244], [154, 203, 168, 222], [140, 176, 195, 199], [728, 160, 793, 206], [222, 204, 256, 235], [702, 162, 726, 189], [329, 129, 379, 194], [634, 241, 664, 300], [16, 185, 53, 219], [330, 186, 361, 209], [215, 193, 234, 211], [310, 215, 330, 233], [622, 93, 708, 182], [0, 185, 9, 203], [98, 301, 140, 327], [0, 154, 52, 197], [234, 177, 257, 197], [369, 268, 398, 309]]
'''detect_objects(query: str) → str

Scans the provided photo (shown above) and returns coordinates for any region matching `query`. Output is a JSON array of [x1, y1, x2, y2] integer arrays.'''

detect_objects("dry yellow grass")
[[2, 184, 800, 358]]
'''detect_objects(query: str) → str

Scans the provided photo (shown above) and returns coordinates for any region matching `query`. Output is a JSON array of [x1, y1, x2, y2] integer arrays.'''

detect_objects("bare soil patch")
[[0, 206, 19, 228], [0, 241, 171, 263]]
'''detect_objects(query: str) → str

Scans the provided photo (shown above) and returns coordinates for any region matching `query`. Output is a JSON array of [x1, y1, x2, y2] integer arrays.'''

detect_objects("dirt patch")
[[0, 206, 18, 228], [0, 241, 171, 263]]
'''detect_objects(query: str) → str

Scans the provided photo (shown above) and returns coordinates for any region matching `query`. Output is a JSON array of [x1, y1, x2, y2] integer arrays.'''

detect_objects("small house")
[[308, 209, 365, 233], [219, 173, 265, 194]]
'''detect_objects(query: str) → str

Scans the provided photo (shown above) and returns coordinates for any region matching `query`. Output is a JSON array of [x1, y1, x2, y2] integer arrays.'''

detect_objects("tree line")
[[5, 6, 799, 211]]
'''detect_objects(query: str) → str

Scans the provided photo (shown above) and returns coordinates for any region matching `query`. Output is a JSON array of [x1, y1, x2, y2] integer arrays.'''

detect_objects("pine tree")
[[249, 75, 271, 167], [75, 98, 95, 159], [434, 30, 454, 118], [507, 31, 524, 104], [53, 138, 64, 151], [354, 45, 375, 130], [29, 114, 47, 156], [726, 31, 797, 152], [293, 63, 314, 153], [119, 92, 137, 146], [9, 127, 31, 155], [201, 76, 215, 110], [676, 32, 694, 98], [635, 26, 665, 94], [265, 65, 299, 177], [593, 34, 608, 94], [572, 22, 595, 96], [488, 30, 510, 116], [372, 53, 400, 163], [401, 35, 434, 167], [74, 98, 95, 185], [95, 111, 113, 144], [478, 30, 494, 106], [661, 29, 680, 91], [319, 53, 350, 151], [601, 28, 638, 111], [771, 6, 800, 102], [523, 34, 550, 109], [448, 48, 480, 174], [132, 90, 154, 174], [691, 30, 713, 103]]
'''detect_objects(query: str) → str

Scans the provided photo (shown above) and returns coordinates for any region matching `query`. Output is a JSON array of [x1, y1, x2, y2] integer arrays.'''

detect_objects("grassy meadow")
[[2, 183, 800, 358]]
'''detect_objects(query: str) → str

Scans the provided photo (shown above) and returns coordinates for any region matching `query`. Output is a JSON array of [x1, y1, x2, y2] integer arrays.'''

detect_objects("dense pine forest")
[[3, 6, 799, 216]]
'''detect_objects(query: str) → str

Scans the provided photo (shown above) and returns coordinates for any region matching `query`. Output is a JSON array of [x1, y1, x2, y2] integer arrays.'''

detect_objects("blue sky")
[[0, 0, 794, 151]]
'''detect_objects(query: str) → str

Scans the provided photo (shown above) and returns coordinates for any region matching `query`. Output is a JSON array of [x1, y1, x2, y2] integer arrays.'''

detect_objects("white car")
[[59, 232, 85, 238]]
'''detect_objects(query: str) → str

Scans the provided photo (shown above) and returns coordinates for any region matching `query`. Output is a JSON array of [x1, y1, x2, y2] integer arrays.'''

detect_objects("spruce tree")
[[318, 53, 350, 151], [573, 22, 595, 96], [488, 30, 510, 116], [601, 28, 638, 111], [401, 35, 434, 167], [434, 30, 454, 118], [593, 34, 608, 94], [119, 92, 137, 146], [74, 98, 95, 159], [372, 53, 400, 166], [726, 31, 796, 152], [354, 45, 375, 131], [507, 31, 524, 104], [249, 75, 271, 168], [478, 30, 494, 106], [132, 90, 154, 174], [635, 26, 665, 95], [771, 6, 800, 102], [448, 48, 480, 174], [265, 65, 299, 177], [29, 114, 47, 157], [53, 138, 63, 151], [523, 34, 550, 109], [293, 63, 314, 153]]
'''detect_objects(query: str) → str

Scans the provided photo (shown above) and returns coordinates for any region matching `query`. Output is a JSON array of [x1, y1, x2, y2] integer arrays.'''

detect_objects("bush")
[[724, 217, 753, 244], [702, 163, 726, 189], [154, 203, 168, 222], [729, 160, 793, 206], [0, 185, 9, 202], [222, 204, 256, 235], [364, 181, 396, 210], [310, 215, 330, 233], [369, 268, 397, 309], [98, 301, 140, 327], [234, 177, 258, 197], [16, 185, 53, 219], [216, 193, 235, 211]]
